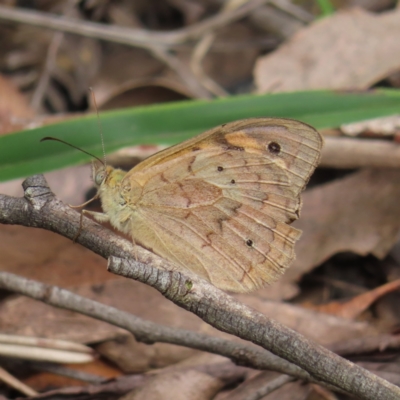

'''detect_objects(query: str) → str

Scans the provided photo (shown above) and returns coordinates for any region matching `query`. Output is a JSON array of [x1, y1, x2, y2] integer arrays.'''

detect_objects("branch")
[[0, 271, 311, 381], [1, 175, 400, 399], [0, 175, 326, 384], [0, 2, 271, 48], [108, 257, 400, 400], [321, 136, 400, 169]]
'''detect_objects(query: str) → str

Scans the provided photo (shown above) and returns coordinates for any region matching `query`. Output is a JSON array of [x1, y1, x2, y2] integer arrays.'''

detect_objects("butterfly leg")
[[73, 210, 110, 242]]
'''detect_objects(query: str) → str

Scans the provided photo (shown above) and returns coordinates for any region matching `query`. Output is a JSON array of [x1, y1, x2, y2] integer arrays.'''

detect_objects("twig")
[[0, 271, 314, 382], [0, 1, 273, 48], [268, 0, 313, 23], [0, 1, 271, 98], [30, 363, 106, 384], [0, 343, 94, 363], [109, 256, 400, 400], [0, 333, 92, 353], [30, 31, 64, 110], [0, 366, 38, 397], [321, 136, 400, 169], [189, 0, 236, 97], [30, 0, 77, 110], [190, 33, 230, 97], [149, 46, 212, 99], [25, 361, 247, 399], [0, 175, 399, 399]]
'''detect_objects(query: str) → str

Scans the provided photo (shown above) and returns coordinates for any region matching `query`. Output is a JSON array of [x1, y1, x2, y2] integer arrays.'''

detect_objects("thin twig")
[[30, 0, 77, 110], [189, 0, 235, 97], [30, 31, 64, 110], [190, 32, 229, 97], [0, 366, 38, 397], [0, 271, 315, 382], [0, 175, 399, 399], [30, 363, 106, 384], [0, 1, 271, 98], [268, 0, 313, 23], [149, 46, 212, 98], [0, 1, 273, 48], [0, 334, 92, 353], [321, 136, 400, 168], [109, 256, 400, 400]]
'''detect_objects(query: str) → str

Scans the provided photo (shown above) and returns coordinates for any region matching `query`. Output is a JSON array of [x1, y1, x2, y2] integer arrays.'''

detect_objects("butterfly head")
[[92, 162, 127, 193], [93, 163, 108, 187]]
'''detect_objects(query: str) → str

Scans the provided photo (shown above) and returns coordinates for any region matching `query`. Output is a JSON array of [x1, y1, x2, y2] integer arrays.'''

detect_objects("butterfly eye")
[[246, 239, 254, 247], [95, 171, 106, 186], [217, 166, 224, 171], [268, 142, 281, 154]]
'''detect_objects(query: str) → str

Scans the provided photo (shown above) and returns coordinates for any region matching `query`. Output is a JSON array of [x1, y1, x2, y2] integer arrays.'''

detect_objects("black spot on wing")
[[268, 142, 281, 154]]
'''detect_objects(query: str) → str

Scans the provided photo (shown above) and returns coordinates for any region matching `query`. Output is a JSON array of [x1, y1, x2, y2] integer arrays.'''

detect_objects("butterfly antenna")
[[40, 137, 105, 166], [89, 87, 107, 167], [69, 193, 100, 209]]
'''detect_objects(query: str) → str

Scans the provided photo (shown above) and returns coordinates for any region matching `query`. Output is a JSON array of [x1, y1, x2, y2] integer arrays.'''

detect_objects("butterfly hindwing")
[[115, 118, 322, 292]]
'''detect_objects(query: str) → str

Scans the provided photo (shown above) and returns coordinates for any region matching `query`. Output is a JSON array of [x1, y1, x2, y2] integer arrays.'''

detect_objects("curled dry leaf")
[[310, 279, 400, 320], [255, 8, 400, 92]]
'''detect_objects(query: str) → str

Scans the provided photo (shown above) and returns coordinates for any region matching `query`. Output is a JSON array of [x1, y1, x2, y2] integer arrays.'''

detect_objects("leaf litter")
[[1, 1, 400, 399]]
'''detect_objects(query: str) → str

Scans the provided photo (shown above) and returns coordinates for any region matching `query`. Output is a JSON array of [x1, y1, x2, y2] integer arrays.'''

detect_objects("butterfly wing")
[[122, 118, 323, 292]]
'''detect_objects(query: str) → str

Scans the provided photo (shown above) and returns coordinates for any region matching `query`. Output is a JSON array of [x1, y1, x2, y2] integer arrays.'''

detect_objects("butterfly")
[[82, 118, 323, 292]]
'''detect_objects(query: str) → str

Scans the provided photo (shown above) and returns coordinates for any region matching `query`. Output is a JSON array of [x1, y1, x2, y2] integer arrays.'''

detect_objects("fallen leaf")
[[254, 8, 400, 92], [237, 294, 376, 346], [121, 369, 224, 400], [310, 279, 400, 320], [0, 74, 34, 120], [284, 168, 400, 282], [0, 225, 110, 288], [0, 277, 376, 373], [0, 73, 35, 135]]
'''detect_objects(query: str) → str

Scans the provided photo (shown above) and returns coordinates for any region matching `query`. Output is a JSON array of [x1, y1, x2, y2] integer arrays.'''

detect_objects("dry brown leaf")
[[218, 371, 294, 400], [309, 384, 339, 400], [0, 225, 110, 288], [310, 279, 400, 320], [90, 47, 165, 108], [199, 22, 262, 88], [237, 294, 376, 346], [0, 276, 375, 373], [284, 168, 400, 282], [254, 7, 400, 92], [239, 379, 311, 400], [96, 335, 199, 373], [120, 370, 224, 400], [0, 73, 34, 120], [23, 359, 121, 392], [0, 73, 35, 135]]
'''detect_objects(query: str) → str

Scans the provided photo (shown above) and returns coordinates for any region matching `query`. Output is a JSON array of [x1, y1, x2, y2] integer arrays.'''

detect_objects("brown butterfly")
[[76, 118, 323, 292]]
